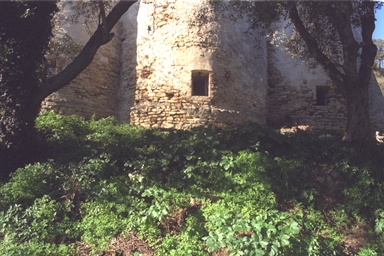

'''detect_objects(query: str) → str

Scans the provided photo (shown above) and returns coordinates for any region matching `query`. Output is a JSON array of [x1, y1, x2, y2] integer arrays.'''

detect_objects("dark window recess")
[[316, 87, 328, 106], [46, 59, 57, 78], [192, 71, 209, 96], [46, 67, 56, 78]]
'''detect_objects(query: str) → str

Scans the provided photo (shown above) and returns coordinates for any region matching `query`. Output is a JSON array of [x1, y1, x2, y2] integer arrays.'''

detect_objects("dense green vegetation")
[[1, 112, 383, 255]]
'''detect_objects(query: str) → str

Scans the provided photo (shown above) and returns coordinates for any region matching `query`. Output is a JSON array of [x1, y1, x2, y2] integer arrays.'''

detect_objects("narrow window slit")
[[316, 86, 328, 106]]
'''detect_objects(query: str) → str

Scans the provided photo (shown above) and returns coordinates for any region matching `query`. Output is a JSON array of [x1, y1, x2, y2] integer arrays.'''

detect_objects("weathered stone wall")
[[41, 12, 122, 119], [267, 33, 347, 131], [118, 0, 268, 128], [41, 2, 384, 133]]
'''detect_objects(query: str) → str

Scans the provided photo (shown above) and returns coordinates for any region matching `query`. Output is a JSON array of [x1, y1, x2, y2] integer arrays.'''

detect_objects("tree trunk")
[[0, 99, 43, 179], [343, 79, 372, 142]]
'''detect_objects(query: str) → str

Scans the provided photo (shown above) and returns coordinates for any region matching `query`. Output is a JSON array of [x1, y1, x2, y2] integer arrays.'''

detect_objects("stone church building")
[[42, 0, 384, 132]]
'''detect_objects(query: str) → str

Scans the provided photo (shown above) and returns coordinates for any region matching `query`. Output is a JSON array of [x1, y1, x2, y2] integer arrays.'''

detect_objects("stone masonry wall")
[[41, 15, 122, 119], [267, 21, 384, 133], [118, 0, 268, 129], [42, 2, 384, 133], [267, 41, 347, 131]]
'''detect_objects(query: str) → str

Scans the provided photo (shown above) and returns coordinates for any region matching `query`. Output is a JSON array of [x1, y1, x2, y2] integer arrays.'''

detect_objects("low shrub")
[[0, 113, 383, 255]]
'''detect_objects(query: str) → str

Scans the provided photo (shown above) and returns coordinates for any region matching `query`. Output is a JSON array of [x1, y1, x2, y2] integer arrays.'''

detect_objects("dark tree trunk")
[[342, 1, 377, 143], [343, 79, 371, 142], [0, 99, 43, 179]]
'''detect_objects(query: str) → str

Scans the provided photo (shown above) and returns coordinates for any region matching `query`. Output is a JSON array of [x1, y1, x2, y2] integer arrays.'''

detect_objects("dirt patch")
[[341, 221, 372, 256], [75, 200, 202, 255], [160, 199, 202, 235], [75, 241, 93, 256], [107, 233, 155, 256], [343, 233, 366, 255], [211, 247, 230, 256], [75, 233, 155, 256]]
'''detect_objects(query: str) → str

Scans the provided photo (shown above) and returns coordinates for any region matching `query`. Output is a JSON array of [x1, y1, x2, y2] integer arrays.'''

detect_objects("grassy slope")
[[0, 112, 384, 256]]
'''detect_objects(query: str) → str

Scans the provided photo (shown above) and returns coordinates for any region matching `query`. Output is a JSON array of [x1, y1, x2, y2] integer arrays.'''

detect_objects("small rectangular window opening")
[[46, 67, 56, 78], [192, 71, 209, 96], [46, 59, 57, 78], [316, 87, 328, 106]]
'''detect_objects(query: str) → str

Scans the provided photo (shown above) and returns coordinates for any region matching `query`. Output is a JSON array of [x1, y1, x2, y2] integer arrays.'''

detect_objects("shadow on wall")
[[369, 73, 384, 133], [117, 2, 139, 123]]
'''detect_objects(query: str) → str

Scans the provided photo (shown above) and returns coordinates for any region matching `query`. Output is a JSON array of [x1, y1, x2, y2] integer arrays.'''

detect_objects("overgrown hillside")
[[1, 112, 384, 255]]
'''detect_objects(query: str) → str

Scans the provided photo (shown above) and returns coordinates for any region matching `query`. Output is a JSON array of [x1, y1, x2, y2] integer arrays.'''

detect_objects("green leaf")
[[255, 248, 265, 255], [270, 243, 279, 255], [233, 224, 243, 232], [280, 234, 290, 246], [289, 221, 300, 234], [259, 240, 269, 249]]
